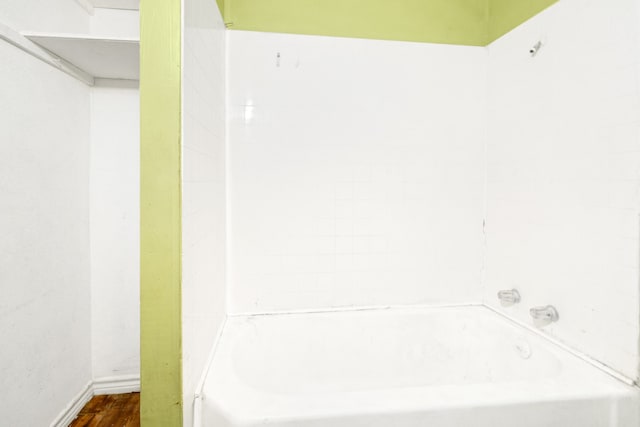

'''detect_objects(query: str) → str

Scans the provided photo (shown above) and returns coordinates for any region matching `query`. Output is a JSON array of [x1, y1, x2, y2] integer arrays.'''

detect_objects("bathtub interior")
[[230, 306, 564, 393], [200, 305, 640, 427]]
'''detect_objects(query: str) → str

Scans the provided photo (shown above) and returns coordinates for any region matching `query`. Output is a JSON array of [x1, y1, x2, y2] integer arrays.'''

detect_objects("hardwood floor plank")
[[68, 414, 96, 427], [81, 395, 109, 414], [69, 393, 140, 427]]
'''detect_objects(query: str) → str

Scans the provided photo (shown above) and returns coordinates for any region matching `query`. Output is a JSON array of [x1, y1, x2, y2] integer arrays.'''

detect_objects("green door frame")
[[140, 0, 183, 425]]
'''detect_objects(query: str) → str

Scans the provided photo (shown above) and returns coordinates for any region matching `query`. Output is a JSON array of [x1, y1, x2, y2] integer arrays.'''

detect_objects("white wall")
[[0, 2, 91, 425], [0, 0, 88, 34], [90, 7, 139, 39], [181, 1, 227, 425], [485, 0, 640, 380], [88, 6, 140, 386], [227, 31, 487, 313], [90, 79, 140, 381]]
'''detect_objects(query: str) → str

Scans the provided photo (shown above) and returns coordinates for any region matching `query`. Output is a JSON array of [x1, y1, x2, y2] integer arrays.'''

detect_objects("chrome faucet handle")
[[497, 289, 521, 306], [529, 305, 559, 323]]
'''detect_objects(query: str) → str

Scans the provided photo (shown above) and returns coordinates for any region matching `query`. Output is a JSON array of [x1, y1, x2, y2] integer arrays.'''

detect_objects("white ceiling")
[[91, 0, 139, 10]]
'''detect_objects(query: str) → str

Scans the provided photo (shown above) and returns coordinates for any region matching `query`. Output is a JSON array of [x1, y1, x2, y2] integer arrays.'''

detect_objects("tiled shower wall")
[[225, 0, 640, 381], [484, 0, 640, 380], [181, 0, 226, 425], [227, 31, 487, 313]]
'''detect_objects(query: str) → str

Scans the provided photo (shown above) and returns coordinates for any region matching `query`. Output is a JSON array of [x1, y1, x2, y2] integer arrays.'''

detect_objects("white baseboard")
[[52, 375, 141, 426], [93, 374, 141, 395], [51, 381, 93, 427]]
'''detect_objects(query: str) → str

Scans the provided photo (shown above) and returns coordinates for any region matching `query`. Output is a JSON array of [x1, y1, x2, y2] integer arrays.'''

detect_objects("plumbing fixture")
[[497, 289, 521, 306], [529, 41, 543, 57], [529, 305, 559, 324]]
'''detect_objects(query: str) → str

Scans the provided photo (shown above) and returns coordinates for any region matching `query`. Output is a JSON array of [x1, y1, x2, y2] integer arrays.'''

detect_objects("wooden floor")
[[69, 393, 140, 427]]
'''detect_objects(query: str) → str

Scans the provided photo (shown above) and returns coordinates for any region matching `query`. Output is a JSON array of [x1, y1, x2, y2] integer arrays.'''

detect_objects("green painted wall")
[[214, 0, 558, 46], [225, 0, 489, 46], [216, 0, 225, 19], [488, 0, 557, 42], [140, 0, 183, 425]]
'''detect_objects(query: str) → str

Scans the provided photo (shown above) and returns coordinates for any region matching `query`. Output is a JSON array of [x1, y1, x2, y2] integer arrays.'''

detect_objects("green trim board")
[[216, 0, 558, 46], [139, 0, 183, 425]]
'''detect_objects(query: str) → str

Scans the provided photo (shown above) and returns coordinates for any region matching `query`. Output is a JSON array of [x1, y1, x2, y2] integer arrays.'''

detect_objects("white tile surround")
[[225, 0, 640, 382], [227, 31, 488, 313], [182, 1, 227, 426], [484, 0, 640, 380]]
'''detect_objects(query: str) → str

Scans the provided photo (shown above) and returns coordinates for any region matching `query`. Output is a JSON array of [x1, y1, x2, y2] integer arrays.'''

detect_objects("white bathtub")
[[201, 306, 639, 427]]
